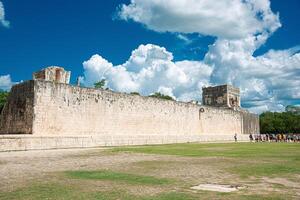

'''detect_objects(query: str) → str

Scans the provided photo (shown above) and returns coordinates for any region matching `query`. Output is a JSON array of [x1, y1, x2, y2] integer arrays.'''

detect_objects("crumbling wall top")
[[202, 84, 241, 109], [33, 66, 71, 84]]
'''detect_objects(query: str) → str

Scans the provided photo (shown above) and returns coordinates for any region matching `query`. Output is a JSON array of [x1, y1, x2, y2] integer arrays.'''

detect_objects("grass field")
[[113, 143, 300, 178], [0, 142, 299, 200]]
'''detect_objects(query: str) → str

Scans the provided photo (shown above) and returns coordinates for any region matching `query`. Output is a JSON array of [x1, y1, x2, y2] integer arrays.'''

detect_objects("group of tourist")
[[249, 133, 300, 142]]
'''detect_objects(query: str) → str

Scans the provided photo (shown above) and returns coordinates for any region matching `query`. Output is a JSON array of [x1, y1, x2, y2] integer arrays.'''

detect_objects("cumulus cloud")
[[82, 0, 298, 113], [206, 39, 300, 112], [0, 1, 10, 28], [83, 44, 212, 101], [0, 75, 15, 91], [117, 0, 281, 39]]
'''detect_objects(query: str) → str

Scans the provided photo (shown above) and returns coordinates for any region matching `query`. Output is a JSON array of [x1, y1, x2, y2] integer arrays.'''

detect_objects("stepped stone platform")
[[0, 134, 249, 152]]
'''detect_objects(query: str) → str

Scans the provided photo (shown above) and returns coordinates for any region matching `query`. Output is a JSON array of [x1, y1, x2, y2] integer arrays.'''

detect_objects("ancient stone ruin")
[[202, 84, 241, 109], [33, 66, 71, 84], [0, 66, 259, 151]]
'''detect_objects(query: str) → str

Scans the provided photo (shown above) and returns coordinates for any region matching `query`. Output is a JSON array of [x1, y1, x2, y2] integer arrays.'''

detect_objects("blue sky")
[[0, 0, 299, 113], [0, 0, 215, 81]]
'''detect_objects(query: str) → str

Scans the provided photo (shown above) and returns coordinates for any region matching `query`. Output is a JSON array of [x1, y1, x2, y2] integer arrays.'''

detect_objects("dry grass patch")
[[1, 142, 299, 199]]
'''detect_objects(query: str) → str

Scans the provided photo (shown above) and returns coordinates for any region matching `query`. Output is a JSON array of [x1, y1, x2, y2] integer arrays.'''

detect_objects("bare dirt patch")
[[262, 177, 300, 189], [0, 145, 299, 199], [0, 148, 164, 192]]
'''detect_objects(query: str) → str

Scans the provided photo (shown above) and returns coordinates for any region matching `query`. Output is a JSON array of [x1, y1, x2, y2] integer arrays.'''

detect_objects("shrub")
[[149, 92, 174, 101]]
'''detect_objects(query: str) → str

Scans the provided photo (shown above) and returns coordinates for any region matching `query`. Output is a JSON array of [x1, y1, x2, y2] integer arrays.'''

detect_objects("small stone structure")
[[33, 66, 71, 84], [202, 85, 241, 109], [0, 67, 259, 151]]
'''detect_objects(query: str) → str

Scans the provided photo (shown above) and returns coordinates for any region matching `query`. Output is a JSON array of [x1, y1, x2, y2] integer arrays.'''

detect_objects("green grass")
[[0, 183, 85, 200], [94, 191, 195, 200], [1, 143, 299, 199], [112, 143, 300, 178], [0, 183, 190, 200], [0, 182, 202, 200], [65, 170, 171, 185], [112, 142, 299, 158], [0, 183, 289, 200]]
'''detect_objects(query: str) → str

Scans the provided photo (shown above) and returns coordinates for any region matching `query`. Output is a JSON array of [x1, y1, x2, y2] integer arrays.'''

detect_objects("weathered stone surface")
[[241, 111, 260, 134], [0, 80, 259, 137], [202, 84, 241, 109], [0, 134, 251, 151], [0, 81, 34, 134], [0, 68, 259, 152], [33, 66, 71, 84]]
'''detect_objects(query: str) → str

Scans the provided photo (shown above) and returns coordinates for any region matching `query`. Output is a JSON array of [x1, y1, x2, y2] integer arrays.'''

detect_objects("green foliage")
[[260, 111, 300, 134], [130, 92, 140, 95], [149, 92, 174, 101], [65, 170, 171, 185], [0, 90, 9, 113], [94, 79, 106, 89]]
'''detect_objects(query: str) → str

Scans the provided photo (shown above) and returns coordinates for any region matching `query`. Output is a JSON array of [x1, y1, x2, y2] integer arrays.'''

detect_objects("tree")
[[0, 90, 9, 113], [260, 110, 300, 134], [130, 92, 140, 95], [149, 92, 174, 101], [94, 79, 106, 89]]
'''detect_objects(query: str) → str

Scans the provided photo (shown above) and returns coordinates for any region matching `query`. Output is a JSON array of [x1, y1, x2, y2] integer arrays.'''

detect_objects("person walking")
[[234, 133, 237, 142], [249, 133, 253, 142]]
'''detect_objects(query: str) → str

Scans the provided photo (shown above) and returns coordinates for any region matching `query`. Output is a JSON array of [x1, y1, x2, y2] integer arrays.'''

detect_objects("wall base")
[[0, 134, 250, 152]]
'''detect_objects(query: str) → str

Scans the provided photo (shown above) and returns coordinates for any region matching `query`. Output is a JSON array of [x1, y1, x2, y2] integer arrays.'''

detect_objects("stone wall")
[[199, 106, 243, 135], [32, 81, 248, 136], [241, 111, 260, 134], [0, 134, 251, 152], [0, 81, 34, 134], [0, 80, 259, 139], [33, 81, 201, 136]]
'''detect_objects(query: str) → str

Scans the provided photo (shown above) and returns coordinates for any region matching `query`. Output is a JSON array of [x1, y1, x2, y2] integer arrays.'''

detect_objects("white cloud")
[[176, 34, 192, 44], [205, 35, 300, 113], [157, 86, 176, 99], [0, 75, 15, 91], [83, 41, 300, 114], [81, 0, 299, 113], [0, 1, 10, 28], [83, 44, 212, 101], [117, 0, 281, 39]]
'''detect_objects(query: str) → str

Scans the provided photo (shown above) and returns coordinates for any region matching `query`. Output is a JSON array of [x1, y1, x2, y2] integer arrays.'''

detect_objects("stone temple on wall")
[[0, 66, 259, 151]]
